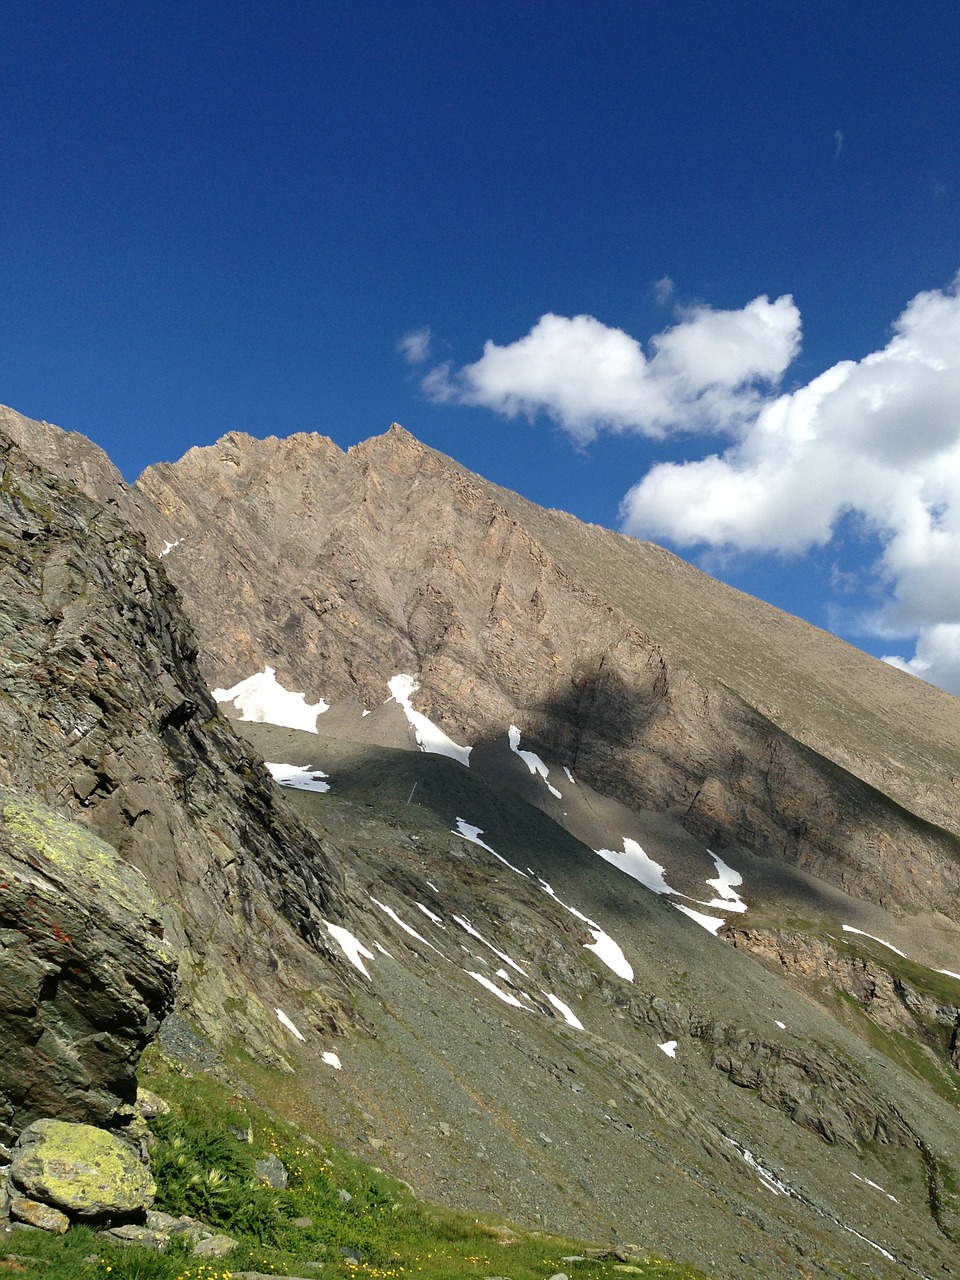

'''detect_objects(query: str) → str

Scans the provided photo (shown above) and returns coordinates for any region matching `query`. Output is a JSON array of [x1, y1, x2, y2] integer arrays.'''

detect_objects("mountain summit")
[[2, 402, 960, 1279]]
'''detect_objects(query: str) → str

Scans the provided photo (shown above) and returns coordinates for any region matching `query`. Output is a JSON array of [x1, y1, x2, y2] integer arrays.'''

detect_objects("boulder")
[[0, 795, 178, 1142], [10, 1119, 155, 1220]]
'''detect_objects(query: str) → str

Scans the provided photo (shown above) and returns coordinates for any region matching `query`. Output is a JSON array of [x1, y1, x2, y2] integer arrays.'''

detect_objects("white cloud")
[[424, 296, 800, 445], [425, 275, 960, 694], [883, 625, 960, 692], [398, 326, 432, 365], [619, 275, 960, 693], [653, 275, 675, 305]]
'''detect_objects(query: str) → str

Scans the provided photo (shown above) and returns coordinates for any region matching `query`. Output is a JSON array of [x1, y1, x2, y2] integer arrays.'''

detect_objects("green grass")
[[2, 1052, 712, 1280]]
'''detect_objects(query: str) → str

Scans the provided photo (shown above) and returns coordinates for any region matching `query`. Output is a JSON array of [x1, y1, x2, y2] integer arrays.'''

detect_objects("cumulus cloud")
[[398, 326, 432, 365], [653, 275, 675, 305], [883, 625, 960, 692], [619, 274, 960, 693], [425, 275, 960, 694], [424, 296, 801, 445]]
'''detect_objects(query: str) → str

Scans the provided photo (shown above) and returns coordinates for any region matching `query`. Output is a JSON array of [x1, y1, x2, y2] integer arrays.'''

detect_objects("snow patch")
[[213, 666, 329, 733], [387, 675, 471, 765], [703, 852, 747, 912], [775, 1020, 786, 1029], [453, 915, 526, 975], [414, 902, 445, 926], [325, 921, 376, 978], [508, 725, 562, 798], [275, 1008, 305, 1041], [842, 926, 908, 958], [466, 970, 526, 1008], [594, 837, 673, 895], [266, 762, 330, 792], [453, 818, 528, 876], [538, 879, 634, 982], [159, 538, 184, 558], [562, 766, 577, 785], [544, 992, 585, 1030], [657, 1040, 677, 1058], [673, 902, 726, 935], [321, 1050, 342, 1070], [851, 1173, 897, 1202], [370, 896, 446, 956], [937, 968, 960, 981]]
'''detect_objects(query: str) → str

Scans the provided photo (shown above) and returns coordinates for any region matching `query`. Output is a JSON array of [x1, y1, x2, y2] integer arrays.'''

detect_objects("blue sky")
[[3, 2, 960, 690]]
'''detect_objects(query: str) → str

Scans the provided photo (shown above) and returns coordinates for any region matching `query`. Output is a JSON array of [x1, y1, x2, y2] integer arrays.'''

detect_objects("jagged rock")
[[8, 1194, 69, 1234], [10, 1119, 155, 1220], [0, 795, 177, 1141]]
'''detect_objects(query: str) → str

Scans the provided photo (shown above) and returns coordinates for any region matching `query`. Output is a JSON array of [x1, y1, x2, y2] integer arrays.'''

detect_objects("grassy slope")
[[3, 1046, 712, 1280]]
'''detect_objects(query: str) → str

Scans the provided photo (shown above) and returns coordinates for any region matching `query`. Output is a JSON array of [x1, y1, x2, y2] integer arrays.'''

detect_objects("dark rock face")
[[0, 422, 350, 1057], [0, 795, 177, 1143]]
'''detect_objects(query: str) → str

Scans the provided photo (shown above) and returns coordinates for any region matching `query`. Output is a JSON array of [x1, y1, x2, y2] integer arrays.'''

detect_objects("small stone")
[[548, 1273, 569, 1280], [368, 1137, 384, 1150], [537, 1131, 552, 1144], [293, 1215, 314, 1227], [100, 1223, 169, 1251], [338, 1189, 353, 1203], [145, 1210, 182, 1231], [135, 1088, 170, 1120], [193, 1231, 238, 1257], [254, 1154, 288, 1189], [9, 1194, 69, 1234], [438, 1122, 451, 1137]]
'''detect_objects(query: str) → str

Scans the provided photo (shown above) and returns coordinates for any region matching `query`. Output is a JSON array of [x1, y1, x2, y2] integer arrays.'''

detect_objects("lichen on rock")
[[10, 1118, 155, 1220]]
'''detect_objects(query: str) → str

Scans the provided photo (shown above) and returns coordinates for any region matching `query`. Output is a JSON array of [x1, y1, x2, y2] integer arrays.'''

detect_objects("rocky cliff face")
[[0, 424, 352, 1057], [0, 794, 177, 1143]]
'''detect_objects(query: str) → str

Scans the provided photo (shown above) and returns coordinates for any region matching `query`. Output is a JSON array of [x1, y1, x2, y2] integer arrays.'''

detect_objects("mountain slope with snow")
[[2, 402, 959, 1279]]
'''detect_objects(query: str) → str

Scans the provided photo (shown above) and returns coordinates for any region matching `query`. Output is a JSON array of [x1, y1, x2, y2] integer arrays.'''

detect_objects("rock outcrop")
[[9, 1119, 155, 1220], [0, 415, 351, 1059], [0, 795, 177, 1143]]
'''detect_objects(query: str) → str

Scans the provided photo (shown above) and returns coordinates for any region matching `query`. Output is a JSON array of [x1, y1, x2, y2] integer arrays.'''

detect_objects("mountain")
[[1, 402, 959, 1280]]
